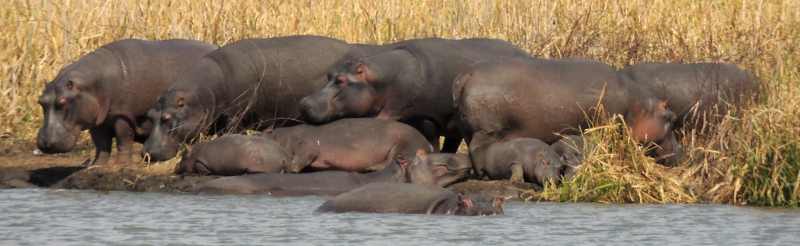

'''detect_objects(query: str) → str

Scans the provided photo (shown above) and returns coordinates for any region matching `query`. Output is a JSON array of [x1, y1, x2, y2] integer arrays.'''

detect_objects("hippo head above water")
[[37, 69, 109, 154], [143, 86, 215, 161], [299, 61, 383, 124]]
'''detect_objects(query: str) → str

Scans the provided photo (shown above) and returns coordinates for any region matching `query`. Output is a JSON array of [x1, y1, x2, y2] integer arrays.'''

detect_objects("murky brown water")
[[1, 188, 799, 245]]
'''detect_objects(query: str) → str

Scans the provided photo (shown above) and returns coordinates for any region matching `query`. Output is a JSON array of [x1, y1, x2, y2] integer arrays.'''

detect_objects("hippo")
[[550, 135, 591, 178], [143, 35, 396, 161], [454, 58, 679, 164], [175, 134, 296, 176], [315, 183, 505, 216], [620, 63, 759, 129], [36, 39, 217, 165], [261, 118, 433, 172], [472, 138, 566, 185], [298, 38, 530, 153], [192, 150, 470, 196]]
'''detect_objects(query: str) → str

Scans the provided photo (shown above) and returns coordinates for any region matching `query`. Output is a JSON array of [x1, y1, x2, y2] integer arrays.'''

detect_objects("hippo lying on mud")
[[620, 62, 760, 130], [315, 183, 505, 216], [261, 118, 433, 172], [36, 39, 217, 165], [175, 134, 295, 176], [454, 58, 680, 164], [143, 35, 395, 161], [192, 151, 471, 196], [472, 138, 566, 186], [299, 38, 530, 153]]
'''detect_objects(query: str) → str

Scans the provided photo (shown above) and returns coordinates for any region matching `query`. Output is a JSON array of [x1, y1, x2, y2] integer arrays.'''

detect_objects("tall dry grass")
[[1, 0, 798, 206]]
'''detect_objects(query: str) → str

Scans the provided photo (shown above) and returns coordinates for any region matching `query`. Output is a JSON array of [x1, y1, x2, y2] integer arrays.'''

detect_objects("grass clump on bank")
[[1, 0, 798, 206]]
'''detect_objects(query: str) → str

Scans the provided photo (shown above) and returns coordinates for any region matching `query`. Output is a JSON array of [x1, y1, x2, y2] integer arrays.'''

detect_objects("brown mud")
[[0, 138, 540, 199]]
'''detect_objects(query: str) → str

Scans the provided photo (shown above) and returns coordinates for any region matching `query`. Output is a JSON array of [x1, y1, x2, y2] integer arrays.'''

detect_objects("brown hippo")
[[472, 138, 566, 186], [620, 62, 760, 130], [261, 118, 433, 172], [192, 150, 471, 196], [298, 38, 530, 153], [175, 134, 296, 176], [36, 39, 217, 165], [315, 183, 505, 216], [454, 58, 679, 165], [143, 35, 398, 161]]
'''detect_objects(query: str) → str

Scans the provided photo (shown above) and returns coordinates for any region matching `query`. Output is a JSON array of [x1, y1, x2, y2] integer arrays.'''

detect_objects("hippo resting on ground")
[[36, 39, 217, 165], [193, 151, 471, 196], [175, 134, 296, 176], [620, 62, 759, 130], [454, 58, 680, 164], [143, 35, 396, 161], [472, 138, 566, 186], [315, 183, 505, 216], [261, 118, 433, 172], [299, 38, 530, 153]]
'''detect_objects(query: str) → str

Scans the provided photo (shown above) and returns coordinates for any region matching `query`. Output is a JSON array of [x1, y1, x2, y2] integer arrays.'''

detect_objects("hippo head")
[[299, 61, 383, 124], [36, 70, 108, 153], [626, 98, 675, 144], [407, 151, 473, 187], [430, 194, 506, 216], [143, 87, 214, 161]]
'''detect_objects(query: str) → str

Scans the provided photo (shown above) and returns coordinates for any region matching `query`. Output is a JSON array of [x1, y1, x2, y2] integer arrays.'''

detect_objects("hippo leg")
[[441, 137, 462, 153], [509, 163, 524, 183], [113, 118, 136, 165], [89, 127, 113, 165]]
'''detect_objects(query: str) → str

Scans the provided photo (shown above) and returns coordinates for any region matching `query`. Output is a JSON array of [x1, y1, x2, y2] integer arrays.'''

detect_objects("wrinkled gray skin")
[[37, 39, 217, 165], [405, 152, 473, 187], [455, 58, 680, 165], [193, 150, 465, 196], [315, 183, 505, 216], [473, 138, 565, 186], [143, 36, 396, 161], [299, 38, 530, 153], [621, 63, 759, 130], [551, 135, 591, 179], [261, 118, 433, 172], [175, 134, 295, 176]]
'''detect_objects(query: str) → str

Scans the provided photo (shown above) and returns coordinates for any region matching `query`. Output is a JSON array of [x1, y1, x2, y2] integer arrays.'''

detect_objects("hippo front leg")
[[509, 163, 524, 183], [113, 118, 137, 165], [89, 127, 113, 165]]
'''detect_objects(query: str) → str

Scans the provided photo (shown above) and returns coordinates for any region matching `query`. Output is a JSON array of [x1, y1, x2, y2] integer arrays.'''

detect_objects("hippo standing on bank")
[[36, 39, 217, 165], [455, 58, 679, 165], [315, 183, 505, 216], [298, 38, 530, 153], [472, 138, 566, 185], [175, 134, 297, 176], [143, 35, 395, 161], [193, 151, 471, 196], [620, 62, 759, 130], [261, 118, 433, 172]]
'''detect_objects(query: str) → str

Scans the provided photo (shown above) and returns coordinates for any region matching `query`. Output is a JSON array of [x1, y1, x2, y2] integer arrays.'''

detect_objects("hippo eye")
[[66, 80, 74, 90]]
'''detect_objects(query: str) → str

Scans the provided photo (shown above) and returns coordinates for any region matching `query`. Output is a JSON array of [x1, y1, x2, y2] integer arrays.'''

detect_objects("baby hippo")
[[175, 134, 296, 176], [473, 138, 565, 185], [262, 118, 433, 172], [315, 183, 505, 216]]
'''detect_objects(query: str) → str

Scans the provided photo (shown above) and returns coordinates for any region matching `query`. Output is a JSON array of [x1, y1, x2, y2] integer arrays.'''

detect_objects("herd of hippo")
[[35, 35, 759, 215]]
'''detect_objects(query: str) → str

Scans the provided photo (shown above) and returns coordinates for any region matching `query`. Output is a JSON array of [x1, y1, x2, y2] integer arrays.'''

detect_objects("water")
[[1, 189, 799, 245]]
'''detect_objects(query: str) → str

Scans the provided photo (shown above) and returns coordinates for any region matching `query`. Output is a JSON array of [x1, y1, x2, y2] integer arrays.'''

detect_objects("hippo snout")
[[298, 96, 328, 123], [142, 135, 180, 162], [36, 126, 77, 154]]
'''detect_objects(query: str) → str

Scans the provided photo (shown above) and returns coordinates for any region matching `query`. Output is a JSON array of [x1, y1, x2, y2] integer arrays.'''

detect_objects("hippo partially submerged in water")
[[315, 183, 505, 216], [36, 39, 217, 165]]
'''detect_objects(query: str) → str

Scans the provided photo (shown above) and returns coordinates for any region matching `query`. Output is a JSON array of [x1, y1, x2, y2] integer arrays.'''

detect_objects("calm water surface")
[[1, 188, 799, 245]]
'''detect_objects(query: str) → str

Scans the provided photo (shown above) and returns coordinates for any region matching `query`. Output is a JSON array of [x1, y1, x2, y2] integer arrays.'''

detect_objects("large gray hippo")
[[36, 39, 217, 165], [193, 151, 471, 196], [315, 183, 505, 216], [454, 58, 679, 164], [298, 38, 530, 153], [261, 118, 433, 172], [143, 35, 396, 161], [620, 62, 759, 130]]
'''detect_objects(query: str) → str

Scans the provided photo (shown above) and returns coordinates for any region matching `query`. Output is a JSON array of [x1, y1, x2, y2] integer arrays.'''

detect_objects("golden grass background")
[[1, 0, 798, 205]]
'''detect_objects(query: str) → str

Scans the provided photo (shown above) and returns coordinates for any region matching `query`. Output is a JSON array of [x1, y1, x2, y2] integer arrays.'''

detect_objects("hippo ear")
[[354, 63, 374, 83], [415, 149, 428, 161], [459, 194, 475, 209]]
